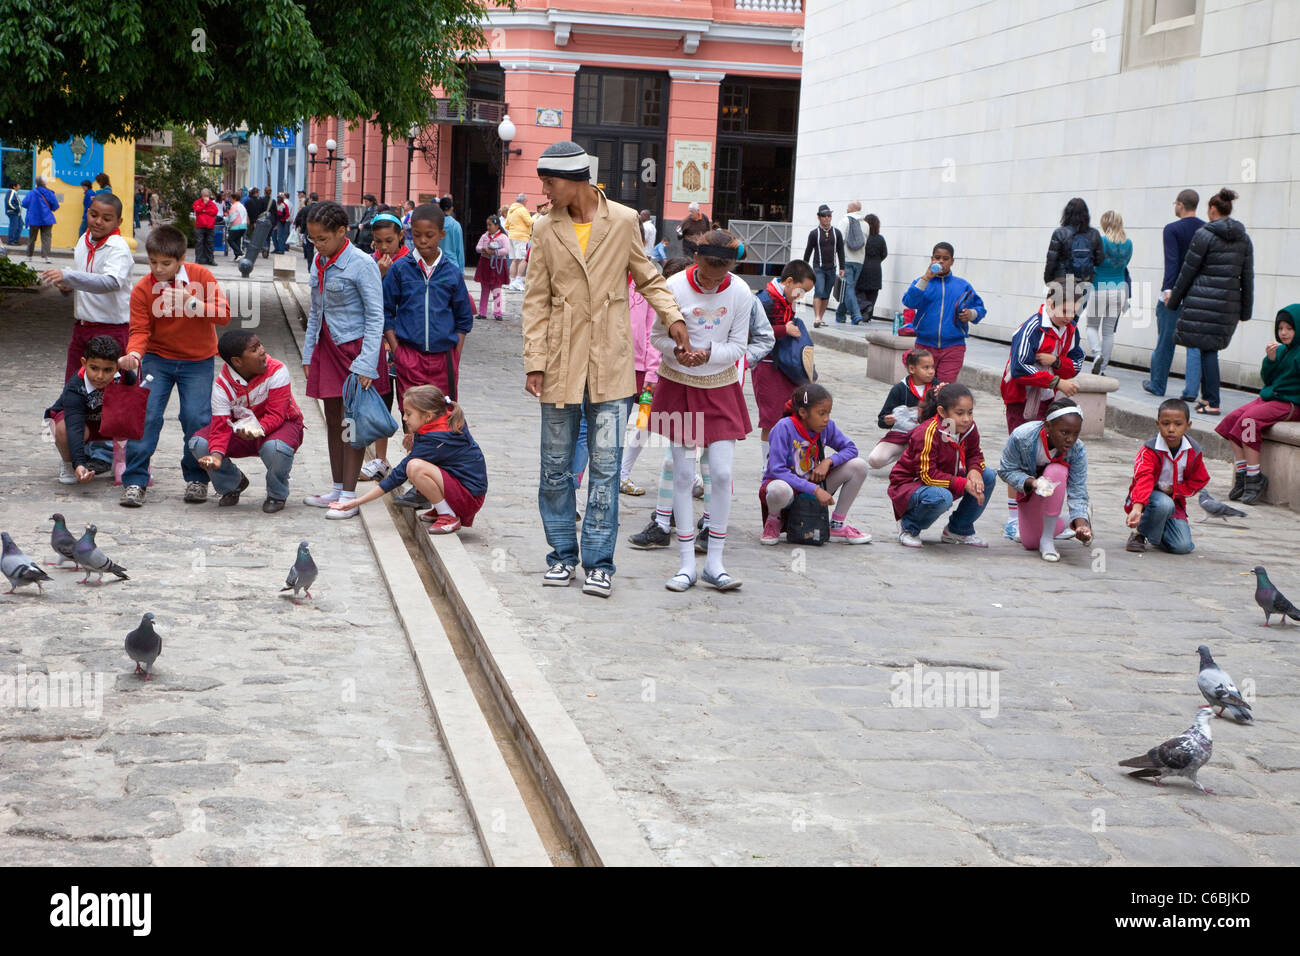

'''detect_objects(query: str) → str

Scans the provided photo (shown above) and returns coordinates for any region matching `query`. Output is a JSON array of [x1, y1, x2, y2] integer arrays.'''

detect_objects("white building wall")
[[793, 0, 1300, 386]]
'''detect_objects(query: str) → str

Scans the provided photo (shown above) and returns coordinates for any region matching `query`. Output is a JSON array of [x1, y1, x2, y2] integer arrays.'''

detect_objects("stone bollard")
[[865, 331, 917, 384], [272, 254, 297, 280], [1258, 422, 1300, 508], [1070, 373, 1119, 438]]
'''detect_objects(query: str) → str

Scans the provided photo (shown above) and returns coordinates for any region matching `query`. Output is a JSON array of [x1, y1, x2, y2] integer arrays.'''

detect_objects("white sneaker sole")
[[324, 507, 358, 519]]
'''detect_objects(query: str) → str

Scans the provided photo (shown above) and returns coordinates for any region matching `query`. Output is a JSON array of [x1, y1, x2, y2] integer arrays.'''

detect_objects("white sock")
[[671, 445, 697, 578], [655, 447, 674, 531], [702, 441, 735, 576], [760, 440, 769, 478], [434, 499, 454, 515], [339, 489, 356, 503], [1040, 515, 1060, 558]]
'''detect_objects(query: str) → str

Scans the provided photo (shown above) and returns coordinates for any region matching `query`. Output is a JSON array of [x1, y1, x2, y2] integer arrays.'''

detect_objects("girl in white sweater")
[[648, 230, 754, 592]]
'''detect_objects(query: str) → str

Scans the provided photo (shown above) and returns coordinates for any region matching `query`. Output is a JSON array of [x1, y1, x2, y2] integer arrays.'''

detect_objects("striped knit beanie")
[[536, 141, 591, 182]]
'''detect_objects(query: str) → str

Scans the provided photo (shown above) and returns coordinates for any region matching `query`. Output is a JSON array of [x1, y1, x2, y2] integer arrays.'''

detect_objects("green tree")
[[0, 0, 507, 146], [136, 126, 223, 244]]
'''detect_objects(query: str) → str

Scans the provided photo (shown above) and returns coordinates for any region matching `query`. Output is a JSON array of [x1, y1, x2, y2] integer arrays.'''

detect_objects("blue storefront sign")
[[269, 128, 295, 149], [50, 136, 104, 183]]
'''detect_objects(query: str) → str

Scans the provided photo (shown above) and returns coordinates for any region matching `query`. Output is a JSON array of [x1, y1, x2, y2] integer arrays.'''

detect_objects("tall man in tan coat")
[[523, 141, 693, 598]]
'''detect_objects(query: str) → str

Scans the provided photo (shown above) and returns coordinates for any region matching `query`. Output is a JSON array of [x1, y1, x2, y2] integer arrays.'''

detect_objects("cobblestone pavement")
[[455, 284, 1300, 866], [0, 285, 485, 866]]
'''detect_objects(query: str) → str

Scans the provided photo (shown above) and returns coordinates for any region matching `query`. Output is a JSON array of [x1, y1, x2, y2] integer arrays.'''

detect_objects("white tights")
[[673, 440, 733, 578]]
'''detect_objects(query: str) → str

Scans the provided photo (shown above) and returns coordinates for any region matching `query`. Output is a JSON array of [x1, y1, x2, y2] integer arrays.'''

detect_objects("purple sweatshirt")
[[764, 416, 860, 495]]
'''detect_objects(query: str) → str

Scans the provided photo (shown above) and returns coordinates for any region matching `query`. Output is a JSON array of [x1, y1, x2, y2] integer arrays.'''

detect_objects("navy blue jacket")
[[382, 250, 474, 354], [1162, 216, 1205, 291], [379, 421, 487, 497]]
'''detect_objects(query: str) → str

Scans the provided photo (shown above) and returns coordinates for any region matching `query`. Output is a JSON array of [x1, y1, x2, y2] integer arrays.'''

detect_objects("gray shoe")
[[184, 481, 209, 503], [120, 485, 146, 508]]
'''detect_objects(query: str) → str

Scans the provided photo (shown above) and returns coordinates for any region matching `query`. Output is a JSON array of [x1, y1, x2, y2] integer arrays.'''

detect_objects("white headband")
[[1045, 406, 1082, 423]]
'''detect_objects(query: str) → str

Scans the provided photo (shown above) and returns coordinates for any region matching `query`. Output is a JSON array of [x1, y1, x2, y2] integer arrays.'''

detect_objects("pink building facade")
[[305, 0, 802, 263]]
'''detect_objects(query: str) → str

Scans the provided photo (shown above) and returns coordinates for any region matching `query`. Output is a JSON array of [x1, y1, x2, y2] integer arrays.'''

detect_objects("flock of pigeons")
[[2, 515, 317, 681], [2, 510, 1291, 794]]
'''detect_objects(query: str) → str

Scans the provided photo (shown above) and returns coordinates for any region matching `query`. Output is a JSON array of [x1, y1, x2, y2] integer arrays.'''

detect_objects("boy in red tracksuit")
[[188, 329, 304, 513], [1124, 399, 1210, 554], [999, 284, 1086, 539]]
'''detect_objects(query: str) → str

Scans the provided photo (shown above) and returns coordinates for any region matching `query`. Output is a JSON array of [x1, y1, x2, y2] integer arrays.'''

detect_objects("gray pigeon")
[[1197, 645, 1253, 724], [125, 612, 162, 680], [1119, 706, 1215, 794], [47, 513, 79, 567], [280, 541, 317, 602], [1247, 565, 1300, 626], [2, 532, 53, 595], [73, 524, 129, 584], [1197, 490, 1247, 522]]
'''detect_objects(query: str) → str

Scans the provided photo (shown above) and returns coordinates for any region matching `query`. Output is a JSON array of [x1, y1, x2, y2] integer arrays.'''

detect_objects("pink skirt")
[[752, 359, 797, 430], [307, 316, 391, 400], [649, 377, 751, 446]]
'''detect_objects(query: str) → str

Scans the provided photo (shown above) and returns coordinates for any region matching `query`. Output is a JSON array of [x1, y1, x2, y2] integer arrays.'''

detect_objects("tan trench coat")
[[522, 189, 683, 406]]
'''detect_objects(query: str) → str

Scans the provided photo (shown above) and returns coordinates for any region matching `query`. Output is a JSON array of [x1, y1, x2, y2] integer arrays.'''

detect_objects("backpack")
[[1067, 231, 1094, 281], [784, 492, 830, 545], [845, 215, 865, 252]]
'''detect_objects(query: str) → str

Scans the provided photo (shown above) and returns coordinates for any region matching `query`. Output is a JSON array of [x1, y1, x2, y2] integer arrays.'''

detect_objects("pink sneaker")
[[760, 515, 783, 545], [830, 523, 871, 544], [427, 514, 462, 535]]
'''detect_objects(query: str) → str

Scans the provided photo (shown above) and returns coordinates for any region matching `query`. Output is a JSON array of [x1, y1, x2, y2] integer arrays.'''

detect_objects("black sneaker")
[[582, 568, 612, 598], [695, 516, 709, 554], [1241, 472, 1269, 506], [86, 458, 112, 475], [394, 487, 430, 509], [1228, 471, 1247, 501], [218, 473, 250, 507], [543, 563, 575, 587], [262, 497, 286, 514], [628, 518, 671, 549], [1125, 532, 1147, 553]]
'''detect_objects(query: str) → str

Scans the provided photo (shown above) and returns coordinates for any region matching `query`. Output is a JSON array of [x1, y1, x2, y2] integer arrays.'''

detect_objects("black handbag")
[[785, 491, 830, 546]]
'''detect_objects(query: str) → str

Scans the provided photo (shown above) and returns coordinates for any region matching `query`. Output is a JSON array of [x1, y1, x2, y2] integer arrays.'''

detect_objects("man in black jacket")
[[803, 203, 844, 327], [294, 192, 318, 262]]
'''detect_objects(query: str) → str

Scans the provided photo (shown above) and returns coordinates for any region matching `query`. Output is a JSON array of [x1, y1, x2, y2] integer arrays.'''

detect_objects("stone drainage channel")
[[274, 279, 656, 868]]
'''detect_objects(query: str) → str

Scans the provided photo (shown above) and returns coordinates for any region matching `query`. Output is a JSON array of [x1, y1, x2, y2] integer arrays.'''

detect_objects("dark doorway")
[[714, 77, 799, 225], [450, 125, 500, 271]]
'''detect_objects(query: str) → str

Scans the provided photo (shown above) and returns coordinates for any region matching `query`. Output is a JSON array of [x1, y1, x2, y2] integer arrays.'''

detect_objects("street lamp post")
[[496, 115, 522, 208]]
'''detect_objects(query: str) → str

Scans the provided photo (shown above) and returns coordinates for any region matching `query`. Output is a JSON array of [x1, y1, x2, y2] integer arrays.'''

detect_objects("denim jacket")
[[997, 420, 1090, 522], [304, 240, 385, 379]]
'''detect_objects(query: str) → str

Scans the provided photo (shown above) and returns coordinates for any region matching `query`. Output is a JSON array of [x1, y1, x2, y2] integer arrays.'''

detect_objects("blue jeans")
[[122, 355, 215, 488], [572, 416, 589, 489], [6, 216, 20, 244], [835, 261, 863, 322], [273, 222, 289, 254], [813, 267, 836, 300], [1181, 348, 1220, 408], [188, 434, 296, 500], [1147, 299, 1179, 394], [1138, 490, 1194, 554], [539, 394, 630, 574], [901, 466, 997, 536]]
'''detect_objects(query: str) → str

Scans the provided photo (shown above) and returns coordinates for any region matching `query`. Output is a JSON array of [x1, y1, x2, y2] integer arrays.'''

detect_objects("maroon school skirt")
[[752, 359, 797, 430], [422, 471, 484, 527], [877, 429, 911, 446], [649, 376, 750, 446], [306, 316, 391, 400]]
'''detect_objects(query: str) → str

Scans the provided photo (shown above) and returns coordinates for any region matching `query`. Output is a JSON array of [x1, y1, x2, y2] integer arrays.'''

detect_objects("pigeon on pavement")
[[73, 524, 129, 584], [1197, 645, 1254, 724], [2, 532, 53, 595], [47, 513, 79, 567], [1197, 490, 1247, 522], [1247, 565, 1300, 626], [1119, 706, 1215, 794], [125, 612, 162, 680], [280, 541, 317, 603]]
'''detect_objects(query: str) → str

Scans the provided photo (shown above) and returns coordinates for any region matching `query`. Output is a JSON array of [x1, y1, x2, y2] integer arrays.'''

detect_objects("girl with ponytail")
[[868, 346, 936, 470]]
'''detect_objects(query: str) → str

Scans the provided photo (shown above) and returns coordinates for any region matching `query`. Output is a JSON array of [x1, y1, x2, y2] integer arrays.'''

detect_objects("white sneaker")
[[941, 527, 988, 548], [358, 458, 390, 481], [58, 461, 77, 484], [898, 530, 922, 548], [304, 491, 341, 508], [325, 501, 359, 519]]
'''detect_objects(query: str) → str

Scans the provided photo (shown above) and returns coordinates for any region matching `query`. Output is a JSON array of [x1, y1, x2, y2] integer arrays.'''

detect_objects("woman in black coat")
[[1169, 188, 1254, 415], [853, 213, 888, 323], [1044, 197, 1104, 293]]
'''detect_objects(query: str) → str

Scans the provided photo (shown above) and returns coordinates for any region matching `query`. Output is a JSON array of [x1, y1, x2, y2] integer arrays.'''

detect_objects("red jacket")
[[1125, 435, 1210, 521], [206, 356, 303, 456], [1001, 306, 1085, 411], [192, 198, 219, 230], [887, 414, 986, 519]]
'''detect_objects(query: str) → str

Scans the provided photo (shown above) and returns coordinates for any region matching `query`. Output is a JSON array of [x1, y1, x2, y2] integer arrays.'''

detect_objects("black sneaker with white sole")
[[628, 518, 671, 549], [582, 568, 612, 598], [394, 488, 431, 509], [543, 563, 575, 586]]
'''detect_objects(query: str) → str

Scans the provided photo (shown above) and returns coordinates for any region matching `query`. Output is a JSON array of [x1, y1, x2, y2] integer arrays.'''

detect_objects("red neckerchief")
[[1040, 428, 1068, 465], [907, 376, 932, 402], [83, 229, 120, 272], [686, 265, 731, 294], [416, 249, 440, 280], [373, 245, 409, 263], [764, 280, 793, 324], [315, 239, 350, 294], [933, 416, 970, 474], [789, 414, 823, 467], [416, 414, 451, 434], [1157, 440, 1190, 484]]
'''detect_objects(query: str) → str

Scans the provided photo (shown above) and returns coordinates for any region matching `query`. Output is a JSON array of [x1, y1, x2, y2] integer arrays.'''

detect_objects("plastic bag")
[[341, 373, 398, 450]]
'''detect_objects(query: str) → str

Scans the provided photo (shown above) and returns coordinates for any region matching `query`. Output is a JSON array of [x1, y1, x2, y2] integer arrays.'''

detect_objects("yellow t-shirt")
[[573, 221, 592, 255]]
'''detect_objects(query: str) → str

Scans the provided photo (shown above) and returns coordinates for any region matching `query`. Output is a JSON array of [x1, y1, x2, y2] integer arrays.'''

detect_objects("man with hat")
[[803, 203, 845, 327], [523, 140, 694, 599]]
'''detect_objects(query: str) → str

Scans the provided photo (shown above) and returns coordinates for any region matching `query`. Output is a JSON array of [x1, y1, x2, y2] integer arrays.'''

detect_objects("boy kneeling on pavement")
[[188, 329, 305, 512]]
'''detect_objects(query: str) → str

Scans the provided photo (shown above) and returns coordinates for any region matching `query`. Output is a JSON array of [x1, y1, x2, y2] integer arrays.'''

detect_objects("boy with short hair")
[[45, 334, 137, 484], [38, 192, 135, 384], [118, 224, 231, 507], [900, 242, 986, 382], [188, 329, 304, 513], [1125, 399, 1210, 554], [382, 203, 474, 413]]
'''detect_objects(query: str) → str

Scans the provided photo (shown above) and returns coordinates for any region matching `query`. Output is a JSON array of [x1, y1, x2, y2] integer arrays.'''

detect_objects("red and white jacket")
[[1125, 434, 1210, 521], [1001, 306, 1085, 415], [206, 356, 303, 456]]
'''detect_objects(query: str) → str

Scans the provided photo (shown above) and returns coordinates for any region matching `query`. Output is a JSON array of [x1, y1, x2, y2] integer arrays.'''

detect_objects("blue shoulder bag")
[[342, 373, 399, 450]]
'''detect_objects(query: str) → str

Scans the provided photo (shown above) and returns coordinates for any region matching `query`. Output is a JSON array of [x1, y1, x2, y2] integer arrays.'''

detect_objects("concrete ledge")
[[1071, 373, 1120, 439], [1260, 422, 1300, 507], [862, 331, 911, 383]]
